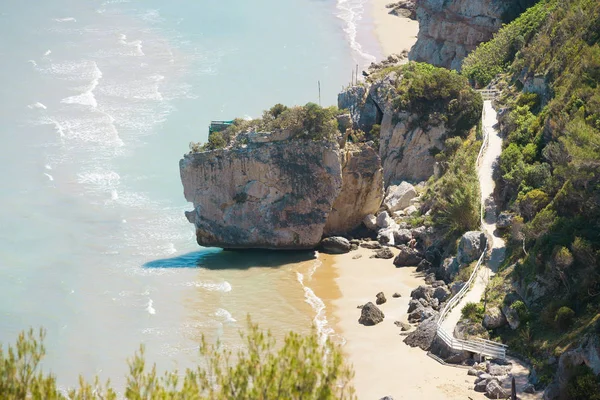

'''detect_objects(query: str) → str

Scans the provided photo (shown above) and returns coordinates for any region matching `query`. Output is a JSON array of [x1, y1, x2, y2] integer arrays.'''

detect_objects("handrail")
[[434, 97, 507, 360]]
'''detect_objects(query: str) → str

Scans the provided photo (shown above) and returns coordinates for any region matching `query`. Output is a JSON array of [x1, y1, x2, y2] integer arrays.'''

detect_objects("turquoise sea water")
[[0, 0, 379, 390]]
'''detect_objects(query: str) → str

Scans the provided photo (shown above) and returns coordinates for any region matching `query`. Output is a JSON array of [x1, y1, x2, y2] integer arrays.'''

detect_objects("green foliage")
[[461, 302, 485, 322], [392, 62, 482, 137], [0, 320, 355, 399], [565, 365, 600, 400], [428, 135, 481, 237], [555, 306, 576, 329], [510, 300, 530, 323], [462, 0, 553, 86], [189, 103, 344, 152], [517, 189, 550, 221]]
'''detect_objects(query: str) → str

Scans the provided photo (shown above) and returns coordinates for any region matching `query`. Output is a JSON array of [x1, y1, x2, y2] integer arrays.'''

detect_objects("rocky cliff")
[[180, 135, 383, 249], [409, 0, 536, 70]]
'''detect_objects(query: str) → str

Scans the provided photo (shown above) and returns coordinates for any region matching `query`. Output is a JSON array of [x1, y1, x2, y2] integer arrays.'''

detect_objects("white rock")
[[363, 214, 378, 230], [376, 211, 395, 229], [404, 205, 419, 216], [383, 182, 417, 212]]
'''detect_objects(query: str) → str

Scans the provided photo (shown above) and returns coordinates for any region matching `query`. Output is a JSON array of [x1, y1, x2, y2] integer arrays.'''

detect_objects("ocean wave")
[[214, 308, 236, 323], [43, 173, 54, 181], [60, 61, 102, 108], [335, 0, 376, 66], [297, 259, 334, 344], [118, 34, 145, 57], [44, 50, 52, 56], [140, 9, 163, 24], [54, 17, 77, 22], [146, 299, 156, 314], [77, 170, 121, 187], [179, 280, 232, 292], [27, 102, 47, 110]]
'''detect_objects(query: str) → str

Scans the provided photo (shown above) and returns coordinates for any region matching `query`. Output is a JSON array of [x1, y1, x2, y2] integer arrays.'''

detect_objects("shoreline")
[[371, 0, 419, 58], [314, 248, 486, 399]]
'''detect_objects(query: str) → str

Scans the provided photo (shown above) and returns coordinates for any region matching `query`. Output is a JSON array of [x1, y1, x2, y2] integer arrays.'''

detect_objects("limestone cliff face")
[[181, 140, 342, 249], [324, 143, 384, 235], [180, 139, 383, 249], [409, 0, 535, 70], [339, 71, 446, 185]]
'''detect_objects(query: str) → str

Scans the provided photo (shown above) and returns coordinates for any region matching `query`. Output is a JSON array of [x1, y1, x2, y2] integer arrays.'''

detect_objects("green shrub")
[[462, 302, 485, 322], [555, 306, 576, 329], [566, 364, 600, 400], [0, 321, 356, 399], [510, 300, 530, 322]]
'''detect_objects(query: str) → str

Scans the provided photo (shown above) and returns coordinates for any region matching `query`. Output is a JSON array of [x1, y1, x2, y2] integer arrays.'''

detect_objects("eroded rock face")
[[323, 143, 384, 235], [409, 0, 536, 70], [180, 140, 343, 249], [338, 73, 449, 185]]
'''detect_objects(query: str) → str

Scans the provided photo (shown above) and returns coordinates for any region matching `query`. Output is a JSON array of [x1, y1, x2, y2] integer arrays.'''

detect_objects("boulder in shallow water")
[[320, 237, 351, 254], [358, 302, 385, 326]]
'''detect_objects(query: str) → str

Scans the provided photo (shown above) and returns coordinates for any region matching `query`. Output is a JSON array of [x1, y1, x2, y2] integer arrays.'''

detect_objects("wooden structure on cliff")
[[209, 120, 233, 134]]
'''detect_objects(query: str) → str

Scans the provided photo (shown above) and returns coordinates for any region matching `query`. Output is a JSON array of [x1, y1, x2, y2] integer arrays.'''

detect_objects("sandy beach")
[[372, 0, 419, 57], [315, 247, 486, 399]]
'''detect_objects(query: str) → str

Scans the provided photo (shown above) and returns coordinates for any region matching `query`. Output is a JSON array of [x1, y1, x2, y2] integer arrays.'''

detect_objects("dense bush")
[[555, 306, 576, 330], [189, 103, 344, 152], [391, 62, 482, 137], [0, 321, 355, 399], [461, 302, 485, 322], [565, 364, 600, 400], [462, 0, 553, 87]]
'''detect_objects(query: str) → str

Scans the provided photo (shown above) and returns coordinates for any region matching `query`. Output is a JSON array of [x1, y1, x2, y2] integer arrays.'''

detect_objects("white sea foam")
[[146, 299, 156, 314], [77, 170, 120, 187], [335, 0, 376, 66], [45, 164, 52, 170], [297, 259, 334, 344], [54, 17, 77, 22], [44, 50, 51, 56], [118, 34, 145, 56], [214, 308, 236, 323], [27, 102, 47, 110], [28, 60, 37, 67], [110, 189, 119, 200], [179, 281, 232, 292], [60, 61, 102, 108], [43, 173, 54, 181]]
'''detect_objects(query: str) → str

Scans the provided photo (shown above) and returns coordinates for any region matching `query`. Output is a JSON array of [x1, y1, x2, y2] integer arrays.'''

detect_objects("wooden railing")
[[434, 98, 507, 360]]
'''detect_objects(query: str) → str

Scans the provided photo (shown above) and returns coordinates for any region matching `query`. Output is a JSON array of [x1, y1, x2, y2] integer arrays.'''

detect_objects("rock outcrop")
[[181, 139, 383, 249], [338, 73, 448, 185], [180, 140, 342, 249], [409, 0, 536, 70], [320, 237, 352, 254], [323, 143, 384, 235]]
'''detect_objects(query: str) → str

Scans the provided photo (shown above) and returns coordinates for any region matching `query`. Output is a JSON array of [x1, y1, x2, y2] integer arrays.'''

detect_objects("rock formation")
[[323, 143, 384, 235], [180, 139, 383, 249], [409, 0, 536, 70], [338, 72, 448, 184]]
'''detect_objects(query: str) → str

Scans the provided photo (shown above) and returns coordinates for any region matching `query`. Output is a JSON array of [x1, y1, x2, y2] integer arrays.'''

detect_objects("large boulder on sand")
[[457, 231, 487, 265], [404, 317, 437, 350], [372, 248, 394, 259], [320, 237, 351, 254], [383, 181, 417, 212], [393, 245, 424, 267], [359, 302, 385, 325]]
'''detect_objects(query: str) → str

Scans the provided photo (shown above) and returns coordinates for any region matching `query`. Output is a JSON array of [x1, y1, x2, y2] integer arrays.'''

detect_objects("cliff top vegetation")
[[190, 103, 345, 152]]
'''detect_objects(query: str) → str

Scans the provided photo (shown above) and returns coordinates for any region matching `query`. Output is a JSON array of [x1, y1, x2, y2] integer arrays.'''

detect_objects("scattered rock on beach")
[[392, 292, 401, 298], [393, 245, 424, 267], [376, 292, 387, 305], [371, 247, 394, 259], [394, 321, 411, 331], [360, 240, 382, 249], [352, 254, 363, 260], [358, 302, 385, 326], [404, 316, 437, 350], [320, 236, 351, 254]]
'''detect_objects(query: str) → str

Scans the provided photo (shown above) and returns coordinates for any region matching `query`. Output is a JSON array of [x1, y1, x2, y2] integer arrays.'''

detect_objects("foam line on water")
[[296, 257, 334, 344], [335, 0, 376, 65], [60, 61, 102, 108], [214, 308, 236, 323]]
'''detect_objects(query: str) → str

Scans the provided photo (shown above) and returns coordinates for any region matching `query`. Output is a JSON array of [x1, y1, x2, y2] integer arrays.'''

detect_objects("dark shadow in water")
[[143, 248, 316, 270]]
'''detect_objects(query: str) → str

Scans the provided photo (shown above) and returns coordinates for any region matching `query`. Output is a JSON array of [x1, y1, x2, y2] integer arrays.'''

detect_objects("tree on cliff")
[[0, 319, 355, 399]]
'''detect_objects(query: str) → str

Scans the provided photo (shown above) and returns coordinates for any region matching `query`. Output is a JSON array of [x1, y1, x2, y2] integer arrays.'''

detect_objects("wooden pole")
[[318, 81, 321, 106], [356, 64, 359, 83]]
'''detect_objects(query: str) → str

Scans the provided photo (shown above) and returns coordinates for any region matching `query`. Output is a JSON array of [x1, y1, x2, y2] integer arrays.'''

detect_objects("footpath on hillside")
[[440, 100, 540, 398]]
